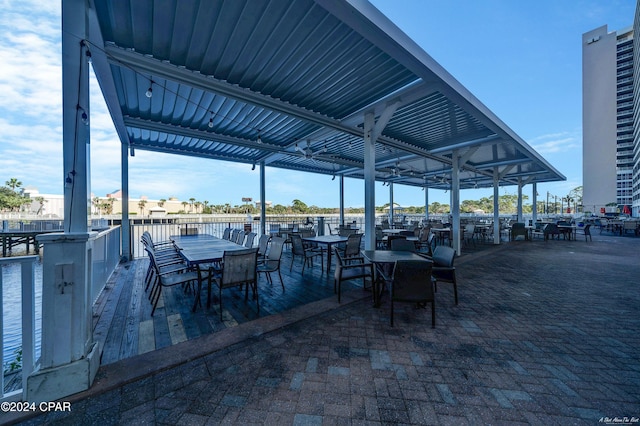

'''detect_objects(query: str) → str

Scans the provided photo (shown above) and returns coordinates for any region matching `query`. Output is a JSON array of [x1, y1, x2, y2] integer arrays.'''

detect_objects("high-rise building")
[[582, 13, 637, 217]]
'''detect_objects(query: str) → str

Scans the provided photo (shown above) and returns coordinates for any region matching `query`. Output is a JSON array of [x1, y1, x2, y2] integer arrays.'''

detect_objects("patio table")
[[170, 234, 247, 309], [301, 235, 348, 273], [362, 250, 432, 307]]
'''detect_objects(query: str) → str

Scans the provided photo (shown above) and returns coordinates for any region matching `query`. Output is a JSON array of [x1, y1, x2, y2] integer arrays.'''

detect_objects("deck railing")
[[91, 226, 122, 303], [0, 226, 121, 402], [0, 255, 38, 402]]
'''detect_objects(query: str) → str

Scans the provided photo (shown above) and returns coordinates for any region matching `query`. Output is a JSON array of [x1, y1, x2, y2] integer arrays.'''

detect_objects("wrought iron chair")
[[390, 260, 435, 327]]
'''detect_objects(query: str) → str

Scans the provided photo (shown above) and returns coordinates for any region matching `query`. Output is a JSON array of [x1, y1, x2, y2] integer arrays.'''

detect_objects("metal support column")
[[363, 112, 376, 250], [260, 161, 266, 234], [121, 142, 130, 260], [451, 152, 461, 255], [493, 168, 500, 245], [339, 175, 345, 226]]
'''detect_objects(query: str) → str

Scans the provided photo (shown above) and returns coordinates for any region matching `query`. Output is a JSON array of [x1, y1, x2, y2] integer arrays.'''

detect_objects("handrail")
[[0, 255, 38, 402]]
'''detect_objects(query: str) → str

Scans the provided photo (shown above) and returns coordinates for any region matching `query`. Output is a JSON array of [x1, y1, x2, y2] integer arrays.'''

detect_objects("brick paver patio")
[[9, 233, 640, 425]]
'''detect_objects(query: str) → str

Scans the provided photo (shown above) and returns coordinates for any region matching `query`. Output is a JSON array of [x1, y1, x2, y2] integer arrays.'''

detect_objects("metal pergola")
[[72, 0, 564, 254]]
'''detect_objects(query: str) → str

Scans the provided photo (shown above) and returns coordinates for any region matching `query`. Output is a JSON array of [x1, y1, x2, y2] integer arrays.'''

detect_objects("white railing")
[[0, 256, 38, 402], [91, 226, 121, 303]]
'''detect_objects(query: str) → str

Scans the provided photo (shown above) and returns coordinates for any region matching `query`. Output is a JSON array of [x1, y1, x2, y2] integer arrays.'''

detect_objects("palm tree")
[[194, 201, 202, 213], [35, 196, 47, 215], [138, 199, 147, 215], [158, 198, 166, 208], [189, 197, 196, 212], [5, 178, 22, 192], [92, 196, 101, 214], [181, 201, 188, 212]]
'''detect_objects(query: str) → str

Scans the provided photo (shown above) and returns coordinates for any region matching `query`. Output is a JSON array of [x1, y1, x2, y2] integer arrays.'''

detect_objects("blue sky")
[[0, 1, 634, 208]]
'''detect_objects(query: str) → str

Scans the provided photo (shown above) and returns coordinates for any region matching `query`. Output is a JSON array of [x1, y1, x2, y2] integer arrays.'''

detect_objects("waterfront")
[[1, 250, 42, 375]]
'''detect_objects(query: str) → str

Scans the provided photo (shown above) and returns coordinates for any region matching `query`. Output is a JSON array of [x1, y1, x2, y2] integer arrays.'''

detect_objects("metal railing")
[[1, 256, 39, 402], [91, 226, 121, 304]]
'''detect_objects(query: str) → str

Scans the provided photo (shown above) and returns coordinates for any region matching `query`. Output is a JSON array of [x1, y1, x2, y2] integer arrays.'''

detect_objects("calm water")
[[1, 251, 42, 372]]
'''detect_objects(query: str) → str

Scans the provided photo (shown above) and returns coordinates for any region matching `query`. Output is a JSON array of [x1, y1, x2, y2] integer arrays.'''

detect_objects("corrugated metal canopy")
[[88, 0, 565, 191]]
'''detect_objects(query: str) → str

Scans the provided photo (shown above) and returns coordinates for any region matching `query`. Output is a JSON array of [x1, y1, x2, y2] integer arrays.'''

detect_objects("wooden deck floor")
[[92, 250, 365, 365]]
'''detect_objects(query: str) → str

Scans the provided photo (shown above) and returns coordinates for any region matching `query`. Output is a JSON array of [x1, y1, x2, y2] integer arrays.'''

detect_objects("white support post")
[[62, 0, 91, 234], [121, 141, 130, 260], [493, 168, 500, 245], [28, 0, 101, 403], [451, 152, 461, 255], [389, 183, 394, 224], [363, 112, 376, 250], [260, 161, 266, 234], [424, 187, 429, 222], [532, 182, 538, 224], [517, 178, 523, 222], [339, 175, 345, 226]]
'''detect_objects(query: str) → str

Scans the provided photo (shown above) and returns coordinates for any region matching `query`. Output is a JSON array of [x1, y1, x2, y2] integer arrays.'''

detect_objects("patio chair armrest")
[[415, 253, 433, 261]]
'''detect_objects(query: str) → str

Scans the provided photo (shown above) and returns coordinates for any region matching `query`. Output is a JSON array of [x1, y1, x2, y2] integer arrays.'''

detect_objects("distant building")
[[582, 13, 638, 216], [22, 187, 65, 217]]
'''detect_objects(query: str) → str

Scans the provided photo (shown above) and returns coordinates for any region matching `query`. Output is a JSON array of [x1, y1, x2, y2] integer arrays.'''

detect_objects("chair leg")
[[277, 271, 284, 291], [453, 278, 458, 305], [151, 285, 162, 316], [390, 299, 394, 327], [430, 300, 435, 328]]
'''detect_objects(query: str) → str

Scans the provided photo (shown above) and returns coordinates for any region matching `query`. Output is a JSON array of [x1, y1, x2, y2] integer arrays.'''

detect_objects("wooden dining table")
[[361, 250, 432, 307]]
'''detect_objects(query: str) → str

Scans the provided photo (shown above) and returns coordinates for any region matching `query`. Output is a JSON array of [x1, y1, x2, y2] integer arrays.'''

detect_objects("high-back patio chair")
[[256, 234, 270, 259], [235, 229, 245, 245], [333, 247, 373, 303], [431, 245, 458, 305], [257, 237, 285, 291], [390, 260, 435, 327], [290, 234, 323, 274], [244, 232, 257, 248], [390, 238, 416, 252], [510, 223, 528, 241], [210, 248, 259, 319]]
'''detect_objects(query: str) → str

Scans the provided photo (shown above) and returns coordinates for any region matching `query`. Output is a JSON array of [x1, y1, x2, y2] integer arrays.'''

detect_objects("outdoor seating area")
[[55, 228, 638, 425]]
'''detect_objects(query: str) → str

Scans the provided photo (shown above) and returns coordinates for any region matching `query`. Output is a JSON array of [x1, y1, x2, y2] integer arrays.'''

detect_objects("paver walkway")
[[9, 233, 640, 425]]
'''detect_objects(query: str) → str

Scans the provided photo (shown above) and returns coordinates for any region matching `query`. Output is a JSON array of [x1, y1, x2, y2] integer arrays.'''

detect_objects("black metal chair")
[[333, 247, 373, 303], [543, 223, 561, 241], [390, 238, 416, 252], [576, 224, 593, 242], [510, 223, 528, 241], [390, 260, 435, 327], [431, 245, 458, 305]]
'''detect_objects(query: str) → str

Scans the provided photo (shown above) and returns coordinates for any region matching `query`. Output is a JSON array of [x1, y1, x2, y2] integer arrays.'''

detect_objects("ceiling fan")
[[295, 140, 327, 160]]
